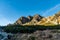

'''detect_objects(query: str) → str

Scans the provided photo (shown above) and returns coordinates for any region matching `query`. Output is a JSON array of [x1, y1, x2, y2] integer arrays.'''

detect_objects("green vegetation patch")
[[4, 25, 60, 33]]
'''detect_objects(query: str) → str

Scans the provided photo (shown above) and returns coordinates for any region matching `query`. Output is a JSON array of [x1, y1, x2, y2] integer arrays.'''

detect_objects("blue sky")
[[0, 0, 60, 25]]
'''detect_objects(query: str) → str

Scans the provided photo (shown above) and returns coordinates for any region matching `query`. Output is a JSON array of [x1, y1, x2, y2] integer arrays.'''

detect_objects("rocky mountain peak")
[[27, 16, 33, 21], [34, 14, 41, 17], [33, 14, 43, 21], [55, 11, 60, 17], [14, 16, 30, 25]]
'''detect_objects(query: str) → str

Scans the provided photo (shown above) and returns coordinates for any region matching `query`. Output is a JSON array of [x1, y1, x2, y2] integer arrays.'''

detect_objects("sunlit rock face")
[[37, 11, 60, 25], [58, 16, 60, 24]]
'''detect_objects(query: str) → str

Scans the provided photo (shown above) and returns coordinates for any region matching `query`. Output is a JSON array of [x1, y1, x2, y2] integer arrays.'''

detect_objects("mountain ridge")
[[14, 11, 60, 26]]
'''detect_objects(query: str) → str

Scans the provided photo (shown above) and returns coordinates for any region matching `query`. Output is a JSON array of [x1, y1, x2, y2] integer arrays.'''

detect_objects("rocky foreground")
[[8, 30, 60, 40]]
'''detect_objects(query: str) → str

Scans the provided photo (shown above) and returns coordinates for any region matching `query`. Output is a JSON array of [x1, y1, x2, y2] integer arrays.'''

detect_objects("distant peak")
[[57, 11, 60, 14], [34, 14, 40, 16], [27, 16, 33, 18], [34, 14, 43, 18], [55, 11, 60, 16]]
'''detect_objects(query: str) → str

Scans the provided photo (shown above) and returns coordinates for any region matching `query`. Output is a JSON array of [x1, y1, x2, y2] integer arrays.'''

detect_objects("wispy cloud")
[[42, 4, 60, 17], [0, 14, 11, 26]]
